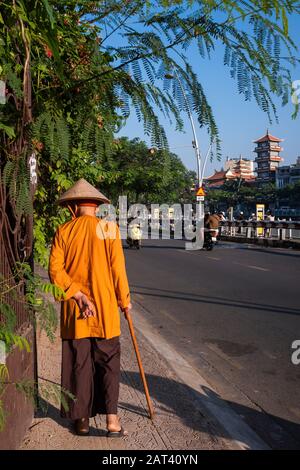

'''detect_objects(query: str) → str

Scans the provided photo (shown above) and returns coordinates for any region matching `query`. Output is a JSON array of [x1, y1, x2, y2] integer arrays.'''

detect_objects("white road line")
[[135, 293, 145, 300], [247, 265, 270, 272], [233, 262, 269, 272], [262, 350, 277, 360], [159, 309, 182, 325], [206, 343, 243, 370], [206, 256, 221, 261], [177, 249, 194, 254]]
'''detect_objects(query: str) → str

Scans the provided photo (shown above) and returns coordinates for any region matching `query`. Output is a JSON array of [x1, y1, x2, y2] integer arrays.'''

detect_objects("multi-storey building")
[[253, 131, 283, 184], [224, 156, 255, 179], [276, 156, 300, 188]]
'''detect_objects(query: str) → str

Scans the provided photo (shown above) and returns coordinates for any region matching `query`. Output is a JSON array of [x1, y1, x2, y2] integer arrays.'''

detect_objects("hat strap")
[[67, 204, 78, 220]]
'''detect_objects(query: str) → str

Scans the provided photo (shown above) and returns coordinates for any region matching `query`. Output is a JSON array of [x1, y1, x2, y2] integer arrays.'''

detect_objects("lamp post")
[[165, 70, 215, 191], [166, 70, 202, 188], [165, 70, 216, 248]]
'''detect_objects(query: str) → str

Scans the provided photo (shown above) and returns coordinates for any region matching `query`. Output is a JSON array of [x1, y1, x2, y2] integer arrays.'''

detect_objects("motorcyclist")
[[127, 221, 142, 249], [204, 211, 220, 235], [203, 211, 220, 248]]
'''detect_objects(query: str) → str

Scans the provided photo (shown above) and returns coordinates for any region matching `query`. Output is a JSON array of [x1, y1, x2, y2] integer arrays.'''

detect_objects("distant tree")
[[206, 180, 277, 212], [101, 137, 195, 205]]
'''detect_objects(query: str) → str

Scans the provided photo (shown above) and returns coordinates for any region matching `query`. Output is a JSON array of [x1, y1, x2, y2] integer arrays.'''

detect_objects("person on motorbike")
[[127, 221, 142, 249], [205, 212, 220, 239]]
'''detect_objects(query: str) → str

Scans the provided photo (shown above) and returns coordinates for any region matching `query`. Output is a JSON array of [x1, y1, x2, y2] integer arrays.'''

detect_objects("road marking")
[[262, 350, 277, 360], [177, 249, 194, 254], [135, 293, 144, 300], [159, 308, 182, 325], [206, 343, 243, 370], [233, 262, 269, 272], [206, 256, 221, 261], [247, 265, 269, 272]]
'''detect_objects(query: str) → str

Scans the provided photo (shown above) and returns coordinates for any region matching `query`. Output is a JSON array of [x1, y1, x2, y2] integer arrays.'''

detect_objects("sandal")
[[106, 426, 128, 438]]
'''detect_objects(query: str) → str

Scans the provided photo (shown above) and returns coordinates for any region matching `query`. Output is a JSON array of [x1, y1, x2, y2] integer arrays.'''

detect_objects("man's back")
[[206, 214, 220, 229], [49, 215, 130, 339]]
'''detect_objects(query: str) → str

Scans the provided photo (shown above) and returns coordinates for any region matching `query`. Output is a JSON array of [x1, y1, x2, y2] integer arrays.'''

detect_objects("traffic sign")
[[196, 187, 205, 197], [197, 195, 205, 202]]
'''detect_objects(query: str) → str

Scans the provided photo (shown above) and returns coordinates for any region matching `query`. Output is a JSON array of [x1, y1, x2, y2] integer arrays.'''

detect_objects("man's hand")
[[73, 291, 96, 319], [121, 302, 132, 318]]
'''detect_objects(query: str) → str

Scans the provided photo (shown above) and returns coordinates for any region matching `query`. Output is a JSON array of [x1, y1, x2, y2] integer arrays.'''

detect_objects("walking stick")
[[124, 310, 155, 420]]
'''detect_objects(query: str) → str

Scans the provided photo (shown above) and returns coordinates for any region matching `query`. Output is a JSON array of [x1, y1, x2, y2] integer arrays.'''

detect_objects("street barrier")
[[219, 220, 300, 242]]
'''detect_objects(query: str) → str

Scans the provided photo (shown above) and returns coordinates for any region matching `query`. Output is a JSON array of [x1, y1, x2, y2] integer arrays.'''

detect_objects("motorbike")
[[126, 237, 141, 249], [126, 224, 142, 250], [203, 228, 218, 251]]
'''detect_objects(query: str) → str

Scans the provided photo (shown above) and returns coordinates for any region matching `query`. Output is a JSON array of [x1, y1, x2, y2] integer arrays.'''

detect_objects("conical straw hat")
[[58, 178, 110, 205]]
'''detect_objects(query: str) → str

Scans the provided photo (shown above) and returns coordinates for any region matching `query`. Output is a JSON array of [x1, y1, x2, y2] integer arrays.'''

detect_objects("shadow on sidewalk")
[[34, 397, 106, 437], [121, 371, 300, 450], [131, 285, 300, 317]]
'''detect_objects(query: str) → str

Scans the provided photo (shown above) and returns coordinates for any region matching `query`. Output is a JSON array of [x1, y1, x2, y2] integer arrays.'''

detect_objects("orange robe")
[[49, 215, 130, 339]]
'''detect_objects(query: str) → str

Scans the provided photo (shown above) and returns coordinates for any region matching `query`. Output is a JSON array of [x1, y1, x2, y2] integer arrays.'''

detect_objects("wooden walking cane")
[[124, 310, 155, 420]]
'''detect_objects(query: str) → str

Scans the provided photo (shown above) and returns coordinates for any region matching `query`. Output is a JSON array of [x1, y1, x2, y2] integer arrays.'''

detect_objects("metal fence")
[[219, 220, 300, 242], [0, 178, 31, 331]]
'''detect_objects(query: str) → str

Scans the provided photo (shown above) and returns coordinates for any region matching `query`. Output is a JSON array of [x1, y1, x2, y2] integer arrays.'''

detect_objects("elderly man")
[[49, 178, 131, 437]]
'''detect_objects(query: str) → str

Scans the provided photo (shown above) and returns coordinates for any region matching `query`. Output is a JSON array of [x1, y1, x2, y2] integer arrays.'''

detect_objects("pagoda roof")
[[206, 170, 227, 181], [254, 130, 283, 143]]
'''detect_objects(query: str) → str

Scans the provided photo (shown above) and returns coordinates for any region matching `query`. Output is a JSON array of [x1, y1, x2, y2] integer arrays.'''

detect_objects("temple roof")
[[254, 130, 283, 143]]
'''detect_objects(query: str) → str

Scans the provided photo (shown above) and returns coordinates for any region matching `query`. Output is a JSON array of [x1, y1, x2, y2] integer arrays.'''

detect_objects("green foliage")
[[0, 259, 66, 431], [2, 159, 33, 216], [205, 180, 284, 211], [277, 180, 300, 206], [0, 331, 30, 353], [15, 379, 75, 414], [100, 137, 196, 205]]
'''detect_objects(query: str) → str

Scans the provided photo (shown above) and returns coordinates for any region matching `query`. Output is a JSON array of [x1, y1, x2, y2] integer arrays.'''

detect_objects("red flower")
[[45, 47, 53, 58]]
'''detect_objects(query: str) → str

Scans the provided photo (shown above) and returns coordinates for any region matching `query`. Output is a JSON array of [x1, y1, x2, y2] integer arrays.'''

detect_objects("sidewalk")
[[20, 270, 231, 451], [221, 234, 300, 250]]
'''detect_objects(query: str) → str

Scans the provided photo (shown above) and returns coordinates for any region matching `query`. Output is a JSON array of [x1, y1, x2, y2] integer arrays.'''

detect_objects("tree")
[[205, 180, 278, 213], [100, 136, 195, 204]]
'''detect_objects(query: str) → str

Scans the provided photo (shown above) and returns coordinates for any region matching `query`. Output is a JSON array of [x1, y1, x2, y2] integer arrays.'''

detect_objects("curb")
[[132, 301, 270, 451], [220, 235, 300, 250]]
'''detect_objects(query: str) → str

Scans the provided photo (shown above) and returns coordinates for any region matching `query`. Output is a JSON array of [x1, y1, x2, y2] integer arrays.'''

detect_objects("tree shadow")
[[34, 371, 300, 449], [34, 397, 106, 437], [121, 371, 300, 450], [131, 285, 300, 317]]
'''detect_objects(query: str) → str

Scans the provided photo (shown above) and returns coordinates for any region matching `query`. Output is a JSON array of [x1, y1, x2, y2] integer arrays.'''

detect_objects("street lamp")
[[165, 71, 215, 191], [165, 70, 216, 248], [165, 70, 202, 189]]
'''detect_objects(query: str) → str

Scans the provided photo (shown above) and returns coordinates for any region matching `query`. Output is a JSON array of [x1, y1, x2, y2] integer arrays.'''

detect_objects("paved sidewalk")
[[20, 271, 231, 451]]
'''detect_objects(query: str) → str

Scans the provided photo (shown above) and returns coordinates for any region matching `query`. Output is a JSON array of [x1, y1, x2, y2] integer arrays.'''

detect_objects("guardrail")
[[219, 220, 300, 241]]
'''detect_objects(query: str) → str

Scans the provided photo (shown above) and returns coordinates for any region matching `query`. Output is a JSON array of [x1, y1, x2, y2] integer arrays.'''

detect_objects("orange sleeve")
[[48, 227, 82, 301], [110, 224, 130, 309]]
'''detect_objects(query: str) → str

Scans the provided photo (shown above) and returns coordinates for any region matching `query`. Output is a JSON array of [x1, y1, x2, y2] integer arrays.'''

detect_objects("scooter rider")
[[127, 220, 142, 249], [205, 211, 220, 237]]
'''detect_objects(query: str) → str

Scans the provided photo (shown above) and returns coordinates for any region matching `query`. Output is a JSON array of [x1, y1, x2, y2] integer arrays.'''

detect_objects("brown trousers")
[[61, 336, 120, 420]]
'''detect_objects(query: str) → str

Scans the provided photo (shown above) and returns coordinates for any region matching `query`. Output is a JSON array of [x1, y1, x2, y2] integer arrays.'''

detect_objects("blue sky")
[[117, 13, 300, 178]]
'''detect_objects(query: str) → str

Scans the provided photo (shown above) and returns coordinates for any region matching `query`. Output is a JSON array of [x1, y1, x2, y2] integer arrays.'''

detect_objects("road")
[[124, 239, 300, 449]]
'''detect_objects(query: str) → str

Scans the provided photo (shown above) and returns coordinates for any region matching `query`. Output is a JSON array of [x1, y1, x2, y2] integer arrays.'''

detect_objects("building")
[[225, 156, 255, 179], [205, 156, 256, 189], [276, 156, 300, 188], [204, 169, 236, 189], [253, 130, 283, 184]]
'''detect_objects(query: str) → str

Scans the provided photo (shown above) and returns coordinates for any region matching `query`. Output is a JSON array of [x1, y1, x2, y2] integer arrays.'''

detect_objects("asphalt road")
[[124, 239, 300, 449]]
